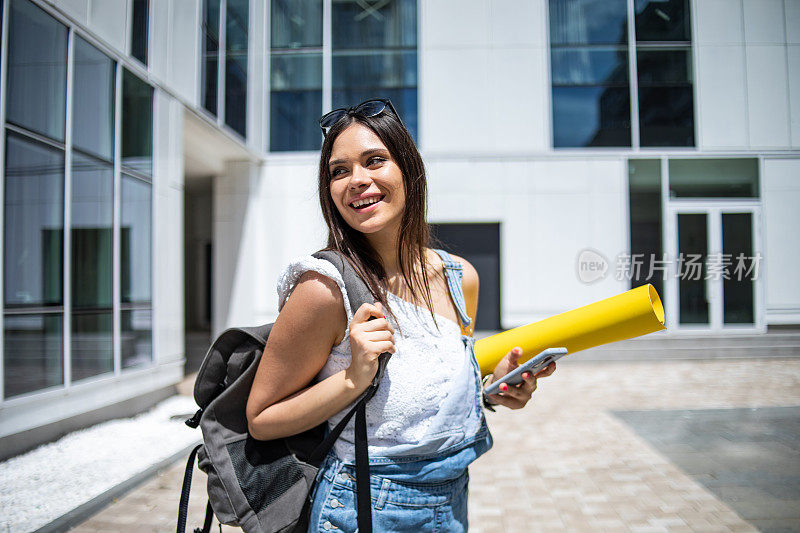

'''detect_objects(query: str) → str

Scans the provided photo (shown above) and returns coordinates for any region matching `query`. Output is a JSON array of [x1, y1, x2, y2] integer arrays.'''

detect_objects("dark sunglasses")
[[318, 98, 402, 136]]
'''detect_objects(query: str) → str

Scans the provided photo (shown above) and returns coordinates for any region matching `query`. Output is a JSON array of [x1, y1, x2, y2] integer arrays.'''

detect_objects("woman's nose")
[[348, 164, 372, 188]]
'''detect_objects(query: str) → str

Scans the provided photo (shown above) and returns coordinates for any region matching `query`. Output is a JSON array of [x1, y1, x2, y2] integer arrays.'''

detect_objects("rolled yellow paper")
[[475, 284, 665, 376]]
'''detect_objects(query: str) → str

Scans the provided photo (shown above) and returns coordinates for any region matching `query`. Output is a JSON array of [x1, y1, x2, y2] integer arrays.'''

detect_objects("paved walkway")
[[75, 357, 800, 532]]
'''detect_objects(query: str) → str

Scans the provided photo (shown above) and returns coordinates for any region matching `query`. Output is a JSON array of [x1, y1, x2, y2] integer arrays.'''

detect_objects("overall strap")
[[432, 249, 473, 335]]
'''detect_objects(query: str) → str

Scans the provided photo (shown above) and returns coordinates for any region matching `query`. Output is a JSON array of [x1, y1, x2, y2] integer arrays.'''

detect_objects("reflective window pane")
[[122, 69, 153, 175], [4, 134, 64, 307], [6, 0, 68, 141], [638, 86, 694, 146], [549, 0, 628, 45], [635, 0, 691, 42], [270, 53, 322, 151], [551, 48, 628, 85], [4, 313, 63, 398], [122, 308, 152, 368], [71, 311, 113, 381], [552, 86, 631, 147], [332, 0, 416, 49], [131, 0, 149, 64], [332, 51, 417, 140], [271, 0, 322, 49], [628, 159, 663, 298], [121, 175, 152, 303], [202, 0, 220, 115], [637, 49, 692, 85], [669, 159, 759, 198], [722, 213, 755, 325], [73, 37, 115, 160], [678, 213, 709, 325], [71, 153, 113, 309], [225, 0, 248, 138]]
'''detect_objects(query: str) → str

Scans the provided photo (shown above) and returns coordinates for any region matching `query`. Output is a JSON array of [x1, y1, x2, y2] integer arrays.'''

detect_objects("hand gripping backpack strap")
[[312, 250, 393, 533]]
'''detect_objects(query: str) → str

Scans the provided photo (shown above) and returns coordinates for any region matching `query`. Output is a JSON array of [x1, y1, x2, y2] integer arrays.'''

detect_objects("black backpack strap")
[[177, 444, 203, 533], [354, 399, 372, 532], [193, 501, 214, 533]]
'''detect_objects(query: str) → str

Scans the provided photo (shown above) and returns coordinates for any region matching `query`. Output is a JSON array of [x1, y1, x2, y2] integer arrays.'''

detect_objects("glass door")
[[666, 203, 762, 332]]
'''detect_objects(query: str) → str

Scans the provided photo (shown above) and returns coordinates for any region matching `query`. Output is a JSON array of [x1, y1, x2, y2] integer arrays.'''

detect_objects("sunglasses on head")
[[318, 98, 402, 136]]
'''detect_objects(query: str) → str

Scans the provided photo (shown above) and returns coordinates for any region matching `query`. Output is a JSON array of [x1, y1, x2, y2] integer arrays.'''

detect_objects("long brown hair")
[[317, 109, 437, 328]]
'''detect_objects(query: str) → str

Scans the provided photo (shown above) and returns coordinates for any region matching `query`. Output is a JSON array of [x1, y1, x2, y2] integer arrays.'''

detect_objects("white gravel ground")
[[0, 395, 201, 533]]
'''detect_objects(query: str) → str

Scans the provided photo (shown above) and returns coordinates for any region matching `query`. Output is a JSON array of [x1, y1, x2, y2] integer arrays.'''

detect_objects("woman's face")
[[328, 122, 406, 237]]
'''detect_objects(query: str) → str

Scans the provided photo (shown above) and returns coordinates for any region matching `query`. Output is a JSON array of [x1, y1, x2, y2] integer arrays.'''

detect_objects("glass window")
[[73, 37, 115, 161], [202, 0, 220, 116], [121, 69, 153, 176], [71, 154, 113, 379], [6, 0, 68, 141], [270, 0, 322, 151], [131, 0, 149, 65], [121, 175, 152, 304], [628, 159, 663, 298], [225, 0, 248, 138], [637, 47, 693, 147], [271, 0, 322, 48], [122, 308, 151, 368], [669, 159, 759, 198], [635, 0, 690, 42], [270, 53, 322, 151], [549, 0, 630, 148], [332, 0, 418, 141], [552, 86, 630, 147], [549, 0, 628, 45], [121, 175, 152, 368], [4, 314, 63, 397], [3, 133, 65, 399], [4, 134, 64, 308]]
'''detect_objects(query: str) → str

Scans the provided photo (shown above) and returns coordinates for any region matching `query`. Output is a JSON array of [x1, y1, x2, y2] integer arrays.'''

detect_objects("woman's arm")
[[246, 270, 395, 441]]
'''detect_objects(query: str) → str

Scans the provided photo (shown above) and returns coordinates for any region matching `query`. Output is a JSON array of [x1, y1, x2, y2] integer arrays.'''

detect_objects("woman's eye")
[[367, 157, 385, 167], [331, 167, 346, 178]]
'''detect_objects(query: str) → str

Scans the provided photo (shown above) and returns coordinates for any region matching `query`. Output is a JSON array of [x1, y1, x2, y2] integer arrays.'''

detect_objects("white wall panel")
[[762, 158, 800, 324], [787, 0, 800, 44], [696, 45, 749, 148], [88, 0, 129, 53], [420, 49, 491, 152], [743, 0, 786, 44], [693, 0, 744, 45], [55, 0, 88, 25], [789, 45, 800, 147], [149, 0, 170, 84], [422, 0, 490, 49], [152, 91, 184, 363], [486, 48, 550, 151], [746, 45, 791, 148], [490, 0, 547, 47], [170, 0, 200, 105]]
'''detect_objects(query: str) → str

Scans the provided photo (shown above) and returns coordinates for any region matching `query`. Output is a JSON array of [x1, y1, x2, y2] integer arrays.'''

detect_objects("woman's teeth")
[[351, 197, 381, 208]]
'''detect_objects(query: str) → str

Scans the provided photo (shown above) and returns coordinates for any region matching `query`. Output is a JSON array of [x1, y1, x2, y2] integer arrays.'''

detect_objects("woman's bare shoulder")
[[278, 270, 347, 346]]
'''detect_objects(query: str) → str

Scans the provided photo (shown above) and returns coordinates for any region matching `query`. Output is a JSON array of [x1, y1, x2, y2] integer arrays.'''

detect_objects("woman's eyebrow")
[[329, 148, 389, 167]]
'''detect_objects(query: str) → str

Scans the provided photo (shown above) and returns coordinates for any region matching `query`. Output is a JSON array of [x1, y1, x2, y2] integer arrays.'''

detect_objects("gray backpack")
[[177, 250, 391, 533]]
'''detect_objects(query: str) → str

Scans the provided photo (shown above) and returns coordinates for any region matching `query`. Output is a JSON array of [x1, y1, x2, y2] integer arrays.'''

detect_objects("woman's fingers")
[[535, 362, 557, 378], [353, 302, 384, 323]]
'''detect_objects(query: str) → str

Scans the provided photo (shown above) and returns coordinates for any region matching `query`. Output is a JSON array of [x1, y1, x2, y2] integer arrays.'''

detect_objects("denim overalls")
[[307, 250, 493, 532]]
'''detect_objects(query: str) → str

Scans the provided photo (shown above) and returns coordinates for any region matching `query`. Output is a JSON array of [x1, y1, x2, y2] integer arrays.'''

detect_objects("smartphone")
[[483, 347, 567, 396]]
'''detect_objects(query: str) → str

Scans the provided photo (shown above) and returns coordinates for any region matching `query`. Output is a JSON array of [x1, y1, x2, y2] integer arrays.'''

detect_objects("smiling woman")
[[245, 99, 556, 532]]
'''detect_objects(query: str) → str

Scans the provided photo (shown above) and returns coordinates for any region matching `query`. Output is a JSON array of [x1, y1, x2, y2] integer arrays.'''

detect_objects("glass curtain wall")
[[269, 0, 418, 152], [549, 0, 694, 148], [201, 0, 249, 138], [269, 0, 322, 151], [2, 0, 154, 399], [131, 0, 149, 65]]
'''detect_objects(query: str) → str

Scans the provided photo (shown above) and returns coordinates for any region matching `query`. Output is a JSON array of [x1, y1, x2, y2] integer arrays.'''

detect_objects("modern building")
[[1, 0, 798, 458]]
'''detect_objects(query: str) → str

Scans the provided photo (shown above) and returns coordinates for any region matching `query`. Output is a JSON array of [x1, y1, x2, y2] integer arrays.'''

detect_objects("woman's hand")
[[345, 301, 396, 391], [485, 347, 556, 410]]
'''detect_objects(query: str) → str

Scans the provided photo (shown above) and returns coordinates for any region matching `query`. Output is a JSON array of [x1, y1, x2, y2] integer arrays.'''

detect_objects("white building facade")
[[0, 0, 798, 457]]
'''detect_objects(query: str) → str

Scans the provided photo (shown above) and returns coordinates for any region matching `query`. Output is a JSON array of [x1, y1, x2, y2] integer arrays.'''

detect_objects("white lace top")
[[277, 255, 475, 461]]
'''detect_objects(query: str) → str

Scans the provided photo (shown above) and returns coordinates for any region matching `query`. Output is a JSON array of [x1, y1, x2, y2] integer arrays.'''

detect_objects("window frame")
[[547, 0, 699, 150], [265, 0, 420, 154]]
